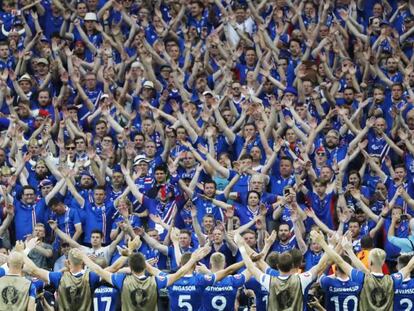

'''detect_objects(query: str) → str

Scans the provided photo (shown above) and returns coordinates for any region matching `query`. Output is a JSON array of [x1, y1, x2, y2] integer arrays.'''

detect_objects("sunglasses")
[[66, 147, 75, 150]]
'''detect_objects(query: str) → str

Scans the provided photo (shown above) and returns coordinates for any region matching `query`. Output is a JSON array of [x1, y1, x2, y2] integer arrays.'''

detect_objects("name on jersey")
[[329, 286, 360, 292], [172, 285, 196, 291], [395, 288, 414, 294], [205, 286, 234, 292], [95, 287, 115, 294]]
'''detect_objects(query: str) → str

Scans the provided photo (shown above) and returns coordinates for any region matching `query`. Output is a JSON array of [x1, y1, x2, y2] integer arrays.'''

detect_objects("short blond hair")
[[8, 251, 24, 269], [368, 248, 386, 267], [210, 252, 225, 270], [68, 249, 83, 266]]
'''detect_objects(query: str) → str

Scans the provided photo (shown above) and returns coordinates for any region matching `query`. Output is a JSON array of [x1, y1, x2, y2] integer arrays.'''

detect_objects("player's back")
[[93, 284, 120, 311], [394, 277, 414, 311], [168, 273, 215, 311], [245, 278, 268, 311], [320, 275, 362, 311], [201, 274, 246, 311]]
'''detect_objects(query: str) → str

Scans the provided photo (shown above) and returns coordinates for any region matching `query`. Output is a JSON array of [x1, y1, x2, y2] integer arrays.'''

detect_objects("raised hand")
[[310, 230, 324, 244], [192, 245, 212, 261], [264, 230, 277, 246], [48, 220, 58, 231]]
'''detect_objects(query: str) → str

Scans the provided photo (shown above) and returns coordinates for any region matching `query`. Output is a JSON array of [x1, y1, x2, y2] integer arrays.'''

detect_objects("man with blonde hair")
[[311, 231, 414, 311], [22, 247, 101, 311], [0, 250, 36, 311]]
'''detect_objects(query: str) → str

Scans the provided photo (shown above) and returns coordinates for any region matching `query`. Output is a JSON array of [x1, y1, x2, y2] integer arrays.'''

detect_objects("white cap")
[[143, 81, 154, 89], [37, 58, 49, 65], [131, 61, 144, 69], [100, 94, 109, 100], [133, 155, 150, 166], [18, 73, 32, 82], [84, 12, 98, 21], [203, 90, 214, 97]]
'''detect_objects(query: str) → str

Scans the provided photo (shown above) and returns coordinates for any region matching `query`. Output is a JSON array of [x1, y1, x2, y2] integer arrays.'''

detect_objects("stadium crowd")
[[2, 0, 414, 310]]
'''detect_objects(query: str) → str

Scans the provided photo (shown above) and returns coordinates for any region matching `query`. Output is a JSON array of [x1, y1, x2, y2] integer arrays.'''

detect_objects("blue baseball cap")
[[284, 86, 298, 97]]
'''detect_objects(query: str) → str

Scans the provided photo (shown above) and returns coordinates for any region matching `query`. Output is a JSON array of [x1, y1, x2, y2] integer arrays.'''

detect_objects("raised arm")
[[190, 205, 206, 246], [342, 235, 370, 273], [305, 208, 336, 236], [64, 175, 85, 207], [76, 249, 113, 285], [22, 249, 50, 283], [140, 229, 168, 255], [48, 220, 83, 249], [292, 210, 308, 254], [310, 230, 354, 276], [381, 132, 404, 157], [121, 165, 144, 204], [237, 234, 265, 283], [399, 254, 414, 279], [213, 106, 236, 144], [167, 246, 211, 286]]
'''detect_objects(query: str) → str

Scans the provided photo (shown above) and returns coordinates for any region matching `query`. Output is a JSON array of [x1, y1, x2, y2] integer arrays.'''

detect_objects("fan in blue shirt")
[[13, 185, 49, 240], [80, 186, 116, 245]]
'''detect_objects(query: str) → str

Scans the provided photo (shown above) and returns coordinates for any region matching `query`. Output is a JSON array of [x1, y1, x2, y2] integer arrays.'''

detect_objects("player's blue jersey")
[[245, 278, 268, 311], [93, 285, 120, 311], [394, 277, 414, 311], [201, 274, 246, 311], [320, 275, 363, 311], [168, 273, 216, 310]]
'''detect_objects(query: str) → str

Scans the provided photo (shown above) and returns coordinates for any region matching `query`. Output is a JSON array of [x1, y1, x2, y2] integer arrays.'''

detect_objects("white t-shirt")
[[80, 245, 112, 263]]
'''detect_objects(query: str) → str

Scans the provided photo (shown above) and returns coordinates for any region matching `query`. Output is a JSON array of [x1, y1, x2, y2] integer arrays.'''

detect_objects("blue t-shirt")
[[93, 284, 120, 311], [394, 277, 414, 311], [245, 278, 269, 311], [168, 245, 197, 271], [168, 273, 216, 311], [320, 274, 363, 311], [192, 195, 224, 224], [83, 201, 116, 244], [201, 274, 245, 311], [14, 200, 46, 240], [50, 207, 81, 238], [306, 192, 335, 229], [304, 250, 323, 271]]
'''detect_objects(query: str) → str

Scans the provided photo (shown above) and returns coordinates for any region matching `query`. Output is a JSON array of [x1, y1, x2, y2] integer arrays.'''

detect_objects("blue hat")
[[380, 20, 390, 27], [336, 98, 345, 106], [80, 171, 93, 179], [284, 86, 298, 97], [40, 35, 49, 42], [280, 34, 290, 45], [39, 179, 53, 189]]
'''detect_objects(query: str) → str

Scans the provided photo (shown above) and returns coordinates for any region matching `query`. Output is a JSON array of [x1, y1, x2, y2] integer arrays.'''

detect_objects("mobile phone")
[[284, 188, 290, 196], [401, 214, 409, 221]]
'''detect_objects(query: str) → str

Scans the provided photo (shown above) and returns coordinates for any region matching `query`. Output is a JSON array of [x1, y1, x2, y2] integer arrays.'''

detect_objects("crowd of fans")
[[2, 0, 414, 310]]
